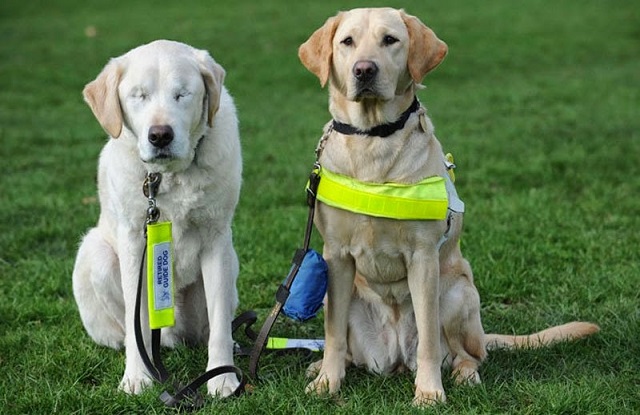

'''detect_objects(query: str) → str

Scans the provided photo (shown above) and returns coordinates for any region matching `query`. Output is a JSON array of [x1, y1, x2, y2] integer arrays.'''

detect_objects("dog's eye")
[[174, 91, 191, 102], [341, 36, 354, 46], [129, 88, 148, 101], [134, 93, 147, 101], [382, 35, 399, 46]]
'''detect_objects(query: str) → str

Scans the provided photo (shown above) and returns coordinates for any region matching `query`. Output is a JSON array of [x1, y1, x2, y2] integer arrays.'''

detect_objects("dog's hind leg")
[[73, 227, 125, 349], [439, 260, 486, 385]]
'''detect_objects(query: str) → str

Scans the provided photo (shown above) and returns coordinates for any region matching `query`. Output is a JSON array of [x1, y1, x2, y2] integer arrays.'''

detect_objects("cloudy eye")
[[341, 36, 354, 46], [382, 35, 399, 46], [174, 90, 191, 102], [131, 89, 148, 101]]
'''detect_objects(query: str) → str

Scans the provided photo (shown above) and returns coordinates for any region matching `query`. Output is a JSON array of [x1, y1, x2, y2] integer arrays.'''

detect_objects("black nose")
[[148, 125, 174, 148], [353, 60, 378, 83]]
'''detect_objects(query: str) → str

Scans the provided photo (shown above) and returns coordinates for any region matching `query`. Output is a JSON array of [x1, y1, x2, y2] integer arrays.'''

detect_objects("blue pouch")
[[282, 249, 328, 322]]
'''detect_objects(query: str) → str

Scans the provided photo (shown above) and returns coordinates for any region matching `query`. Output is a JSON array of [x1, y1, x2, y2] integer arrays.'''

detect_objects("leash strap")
[[248, 167, 321, 379], [134, 244, 170, 383], [134, 172, 247, 410], [135, 243, 247, 409]]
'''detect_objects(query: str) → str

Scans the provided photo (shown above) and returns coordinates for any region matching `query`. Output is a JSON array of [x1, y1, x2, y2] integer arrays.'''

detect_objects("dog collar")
[[331, 96, 420, 138]]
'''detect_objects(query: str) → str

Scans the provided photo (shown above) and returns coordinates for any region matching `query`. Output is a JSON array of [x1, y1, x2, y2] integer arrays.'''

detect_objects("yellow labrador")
[[299, 8, 599, 405], [73, 40, 242, 396]]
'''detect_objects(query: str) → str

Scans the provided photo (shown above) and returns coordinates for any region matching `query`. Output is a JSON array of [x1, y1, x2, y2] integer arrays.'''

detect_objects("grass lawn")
[[1, 0, 639, 413]]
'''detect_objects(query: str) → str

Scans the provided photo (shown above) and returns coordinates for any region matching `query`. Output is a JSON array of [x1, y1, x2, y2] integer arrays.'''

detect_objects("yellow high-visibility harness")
[[311, 153, 464, 220]]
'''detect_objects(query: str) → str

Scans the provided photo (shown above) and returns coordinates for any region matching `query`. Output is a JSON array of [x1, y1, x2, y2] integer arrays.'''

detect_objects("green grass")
[[1, 0, 639, 413]]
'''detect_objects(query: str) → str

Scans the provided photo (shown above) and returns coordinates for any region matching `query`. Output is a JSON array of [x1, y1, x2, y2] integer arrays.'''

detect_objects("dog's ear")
[[83, 59, 124, 138], [298, 13, 343, 87], [196, 49, 226, 127], [401, 11, 448, 83]]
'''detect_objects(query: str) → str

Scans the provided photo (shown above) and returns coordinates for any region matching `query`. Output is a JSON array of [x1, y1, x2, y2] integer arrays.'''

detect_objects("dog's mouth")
[[354, 88, 380, 100], [141, 151, 179, 167], [140, 133, 202, 170], [154, 153, 174, 161], [353, 79, 383, 100], [145, 151, 175, 163]]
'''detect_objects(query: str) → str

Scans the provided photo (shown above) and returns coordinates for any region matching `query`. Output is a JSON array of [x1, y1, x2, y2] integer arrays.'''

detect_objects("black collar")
[[192, 134, 206, 166], [331, 96, 420, 138]]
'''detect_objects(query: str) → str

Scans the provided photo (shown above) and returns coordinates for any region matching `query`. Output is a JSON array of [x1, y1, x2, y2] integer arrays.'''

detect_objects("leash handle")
[[159, 365, 246, 410]]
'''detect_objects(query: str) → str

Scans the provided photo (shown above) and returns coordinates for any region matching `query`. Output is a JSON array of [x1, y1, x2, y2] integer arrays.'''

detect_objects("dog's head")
[[83, 40, 225, 172], [299, 8, 447, 102]]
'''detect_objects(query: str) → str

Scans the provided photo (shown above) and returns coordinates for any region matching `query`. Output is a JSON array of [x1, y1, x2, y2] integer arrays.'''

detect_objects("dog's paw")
[[305, 359, 323, 378], [412, 388, 446, 407], [207, 373, 240, 398], [119, 372, 153, 395], [451, 363, 481, 385], [305, 371, 342, 395]]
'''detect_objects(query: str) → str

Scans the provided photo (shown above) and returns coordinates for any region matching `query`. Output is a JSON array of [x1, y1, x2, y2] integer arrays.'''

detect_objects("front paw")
[[412, 388, 446, 406], [207, 372, 240, 398], [305, 370, 342, 395], [119, 372, 153, 395], [305, 359, 323, 378]]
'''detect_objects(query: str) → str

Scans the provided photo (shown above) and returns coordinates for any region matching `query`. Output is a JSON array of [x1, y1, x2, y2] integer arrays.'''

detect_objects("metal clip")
[[143, 172, 162, 198], [143, 172, 162, 225], [314, 124, 332, 161], [147, 203, 160, 225], [306, 165, 321, 208]]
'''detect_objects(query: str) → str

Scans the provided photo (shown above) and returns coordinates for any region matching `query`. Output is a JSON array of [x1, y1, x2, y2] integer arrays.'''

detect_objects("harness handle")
[[248, 166, 320, 379]]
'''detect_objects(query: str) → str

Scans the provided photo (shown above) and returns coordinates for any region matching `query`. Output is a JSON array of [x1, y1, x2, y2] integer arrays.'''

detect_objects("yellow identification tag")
[[146, 222, 175, 329]]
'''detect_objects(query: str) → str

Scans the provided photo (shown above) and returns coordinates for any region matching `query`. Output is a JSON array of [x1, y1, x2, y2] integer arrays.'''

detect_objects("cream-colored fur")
[[298, 8, 599, 406], [73, 40, 242, 397]]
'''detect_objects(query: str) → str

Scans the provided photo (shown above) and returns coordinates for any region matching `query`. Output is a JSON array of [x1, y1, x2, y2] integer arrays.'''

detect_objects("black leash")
[[134, 172, 250, 410], [248, 166, 321, 379]]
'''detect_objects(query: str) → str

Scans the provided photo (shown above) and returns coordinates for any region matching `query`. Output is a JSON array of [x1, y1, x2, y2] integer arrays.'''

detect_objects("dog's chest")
[[148, 177, 223, 287], [318, 205, 442, 285], [155, 174, 221, 224]]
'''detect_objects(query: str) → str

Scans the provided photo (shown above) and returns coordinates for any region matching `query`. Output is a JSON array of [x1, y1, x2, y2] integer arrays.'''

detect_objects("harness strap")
[[314, 167, 449, 220]]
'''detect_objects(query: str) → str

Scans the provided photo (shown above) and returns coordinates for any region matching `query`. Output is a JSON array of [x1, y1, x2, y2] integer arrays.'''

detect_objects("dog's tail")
[[484, 321, 599, 351]]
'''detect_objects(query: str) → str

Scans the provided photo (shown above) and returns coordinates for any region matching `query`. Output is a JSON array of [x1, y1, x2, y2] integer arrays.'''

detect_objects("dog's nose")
[[353, 60, 378, 83], [148, 125, 174, 148]]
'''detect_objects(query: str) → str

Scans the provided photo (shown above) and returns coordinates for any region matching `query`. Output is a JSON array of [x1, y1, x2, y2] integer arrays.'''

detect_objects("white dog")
[[73, 40, 242, 397], [298, 8, 599, 405]]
